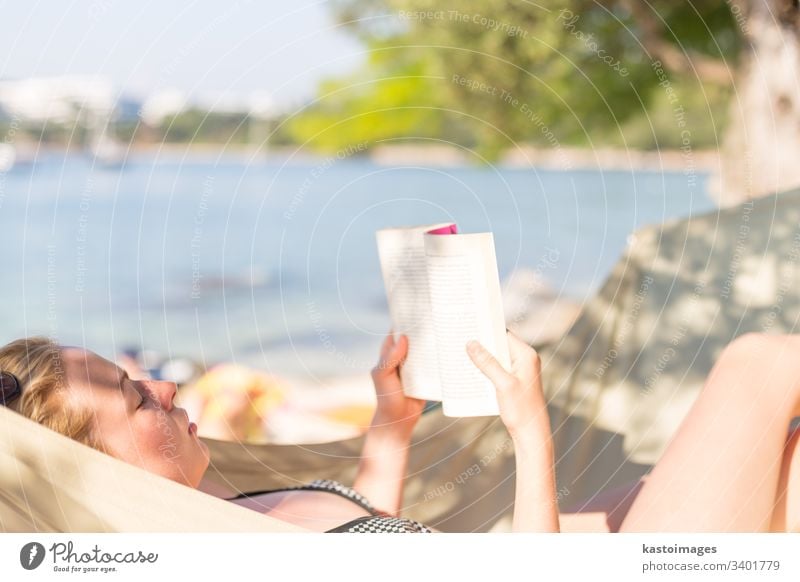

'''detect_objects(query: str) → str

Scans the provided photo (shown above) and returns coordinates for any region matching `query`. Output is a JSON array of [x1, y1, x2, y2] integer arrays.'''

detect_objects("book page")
[[376, 223, 455, 401], [424, 232, 510, 417]]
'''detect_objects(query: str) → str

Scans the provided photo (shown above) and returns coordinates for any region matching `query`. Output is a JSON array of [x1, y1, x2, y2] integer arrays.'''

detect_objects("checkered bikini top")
[[228, 479, 432, 533]]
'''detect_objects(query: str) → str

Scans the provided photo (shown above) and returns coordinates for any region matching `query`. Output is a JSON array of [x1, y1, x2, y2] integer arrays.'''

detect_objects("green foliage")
[[291, 0, 742, 158], [6, 119, 91, 147], [280, 56, 448, 152], [159, 109, 252, 144]]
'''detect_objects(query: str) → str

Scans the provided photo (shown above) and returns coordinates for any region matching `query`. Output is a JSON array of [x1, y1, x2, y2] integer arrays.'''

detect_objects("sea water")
[[0, 151, 713, 378]]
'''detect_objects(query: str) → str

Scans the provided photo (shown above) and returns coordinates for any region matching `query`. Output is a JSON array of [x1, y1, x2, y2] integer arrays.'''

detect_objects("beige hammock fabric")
[[0, 405, 303, 532], [3, 188, 799, 532], [544, 187, 800, 506]]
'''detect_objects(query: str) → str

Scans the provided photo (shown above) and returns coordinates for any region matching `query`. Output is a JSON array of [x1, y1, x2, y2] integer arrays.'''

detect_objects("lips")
[[177, 407, 195, 435]]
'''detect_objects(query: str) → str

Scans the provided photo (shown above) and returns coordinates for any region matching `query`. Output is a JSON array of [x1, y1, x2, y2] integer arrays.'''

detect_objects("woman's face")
[[61, 347, 210, 488]]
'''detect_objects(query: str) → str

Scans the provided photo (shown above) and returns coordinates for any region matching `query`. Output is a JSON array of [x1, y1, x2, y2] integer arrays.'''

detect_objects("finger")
[[376, 333, 407, 376], [466, 340, 513, 389], [391, 334, 409, 364], [378, 330, 395, 362]]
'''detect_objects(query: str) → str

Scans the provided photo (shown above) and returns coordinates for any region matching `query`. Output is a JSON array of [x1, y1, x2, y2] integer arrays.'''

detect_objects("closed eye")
[[118, 369, 148, 411], [134, 381, 149, 410]]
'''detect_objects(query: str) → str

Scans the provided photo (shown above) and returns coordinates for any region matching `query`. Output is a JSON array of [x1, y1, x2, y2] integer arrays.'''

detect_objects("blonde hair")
[[0, 336, 102, 450]]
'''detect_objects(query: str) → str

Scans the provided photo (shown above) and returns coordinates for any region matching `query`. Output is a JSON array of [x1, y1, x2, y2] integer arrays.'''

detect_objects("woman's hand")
[[466, 332, 548, 440], [466, 331, 559, 532], [370, 331, 426, 436], [354, 331, 425, 515]]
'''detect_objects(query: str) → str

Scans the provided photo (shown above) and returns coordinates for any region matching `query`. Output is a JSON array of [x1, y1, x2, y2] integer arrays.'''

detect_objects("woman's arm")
[[467, 333, 560, 532], [353, 333, 425, 515]]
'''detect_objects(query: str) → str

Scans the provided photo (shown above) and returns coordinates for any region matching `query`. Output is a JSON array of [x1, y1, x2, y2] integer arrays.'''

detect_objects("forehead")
[[61, 347, 122, 389]]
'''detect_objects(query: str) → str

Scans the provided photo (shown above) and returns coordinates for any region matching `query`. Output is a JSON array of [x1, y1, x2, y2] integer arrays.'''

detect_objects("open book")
[[376, 223, 510, 417]]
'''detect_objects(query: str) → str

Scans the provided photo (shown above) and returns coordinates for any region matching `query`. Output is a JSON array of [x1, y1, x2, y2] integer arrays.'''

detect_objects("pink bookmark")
[[427, 224, 458, 235]]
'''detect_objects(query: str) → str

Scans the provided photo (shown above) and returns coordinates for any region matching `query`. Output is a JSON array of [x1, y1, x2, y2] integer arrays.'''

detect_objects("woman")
[[0, 331, 554, 532], [1, 331, 798, 532]]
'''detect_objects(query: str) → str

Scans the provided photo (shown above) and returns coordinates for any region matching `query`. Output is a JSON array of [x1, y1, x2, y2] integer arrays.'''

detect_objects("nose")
[[146, 380, 177, 411]]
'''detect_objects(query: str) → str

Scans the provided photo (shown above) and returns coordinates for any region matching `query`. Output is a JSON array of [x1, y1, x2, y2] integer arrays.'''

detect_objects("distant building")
[[247, 90, 277, 120], [113, 95, 145, 123], [138, 89, 188, 125], [0, 76, 115, 123], [0, 76, 277, 132]]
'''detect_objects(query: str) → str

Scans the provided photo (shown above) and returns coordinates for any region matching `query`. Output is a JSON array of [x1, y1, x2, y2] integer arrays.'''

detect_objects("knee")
[[723, 333, 799, 360], [718, 333, 800, 385]]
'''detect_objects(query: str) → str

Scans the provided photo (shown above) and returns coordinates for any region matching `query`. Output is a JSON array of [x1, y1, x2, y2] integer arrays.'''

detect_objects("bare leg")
[[620, 334, 800, 532], [561, 428, 800, 532], [770, 426, 800, 531]]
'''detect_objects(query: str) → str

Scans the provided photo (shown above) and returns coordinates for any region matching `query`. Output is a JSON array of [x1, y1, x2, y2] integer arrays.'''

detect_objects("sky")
[[0, 0, 365, 106]]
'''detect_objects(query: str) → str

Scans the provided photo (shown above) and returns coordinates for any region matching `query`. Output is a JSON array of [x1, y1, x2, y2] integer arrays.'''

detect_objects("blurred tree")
[[288, 1, 740, 160], [290, 0, 800, 203], [160, 110, 252, 144], [717, 0, 800, 203], [280, 57, 448, 152]]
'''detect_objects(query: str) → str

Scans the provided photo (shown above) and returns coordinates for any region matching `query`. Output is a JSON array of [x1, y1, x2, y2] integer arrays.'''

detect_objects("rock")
[[502, 268, 581, 346]]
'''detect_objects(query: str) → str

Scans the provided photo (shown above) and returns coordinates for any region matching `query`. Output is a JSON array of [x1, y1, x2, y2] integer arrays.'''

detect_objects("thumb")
[[466, 340, 512, 390]]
